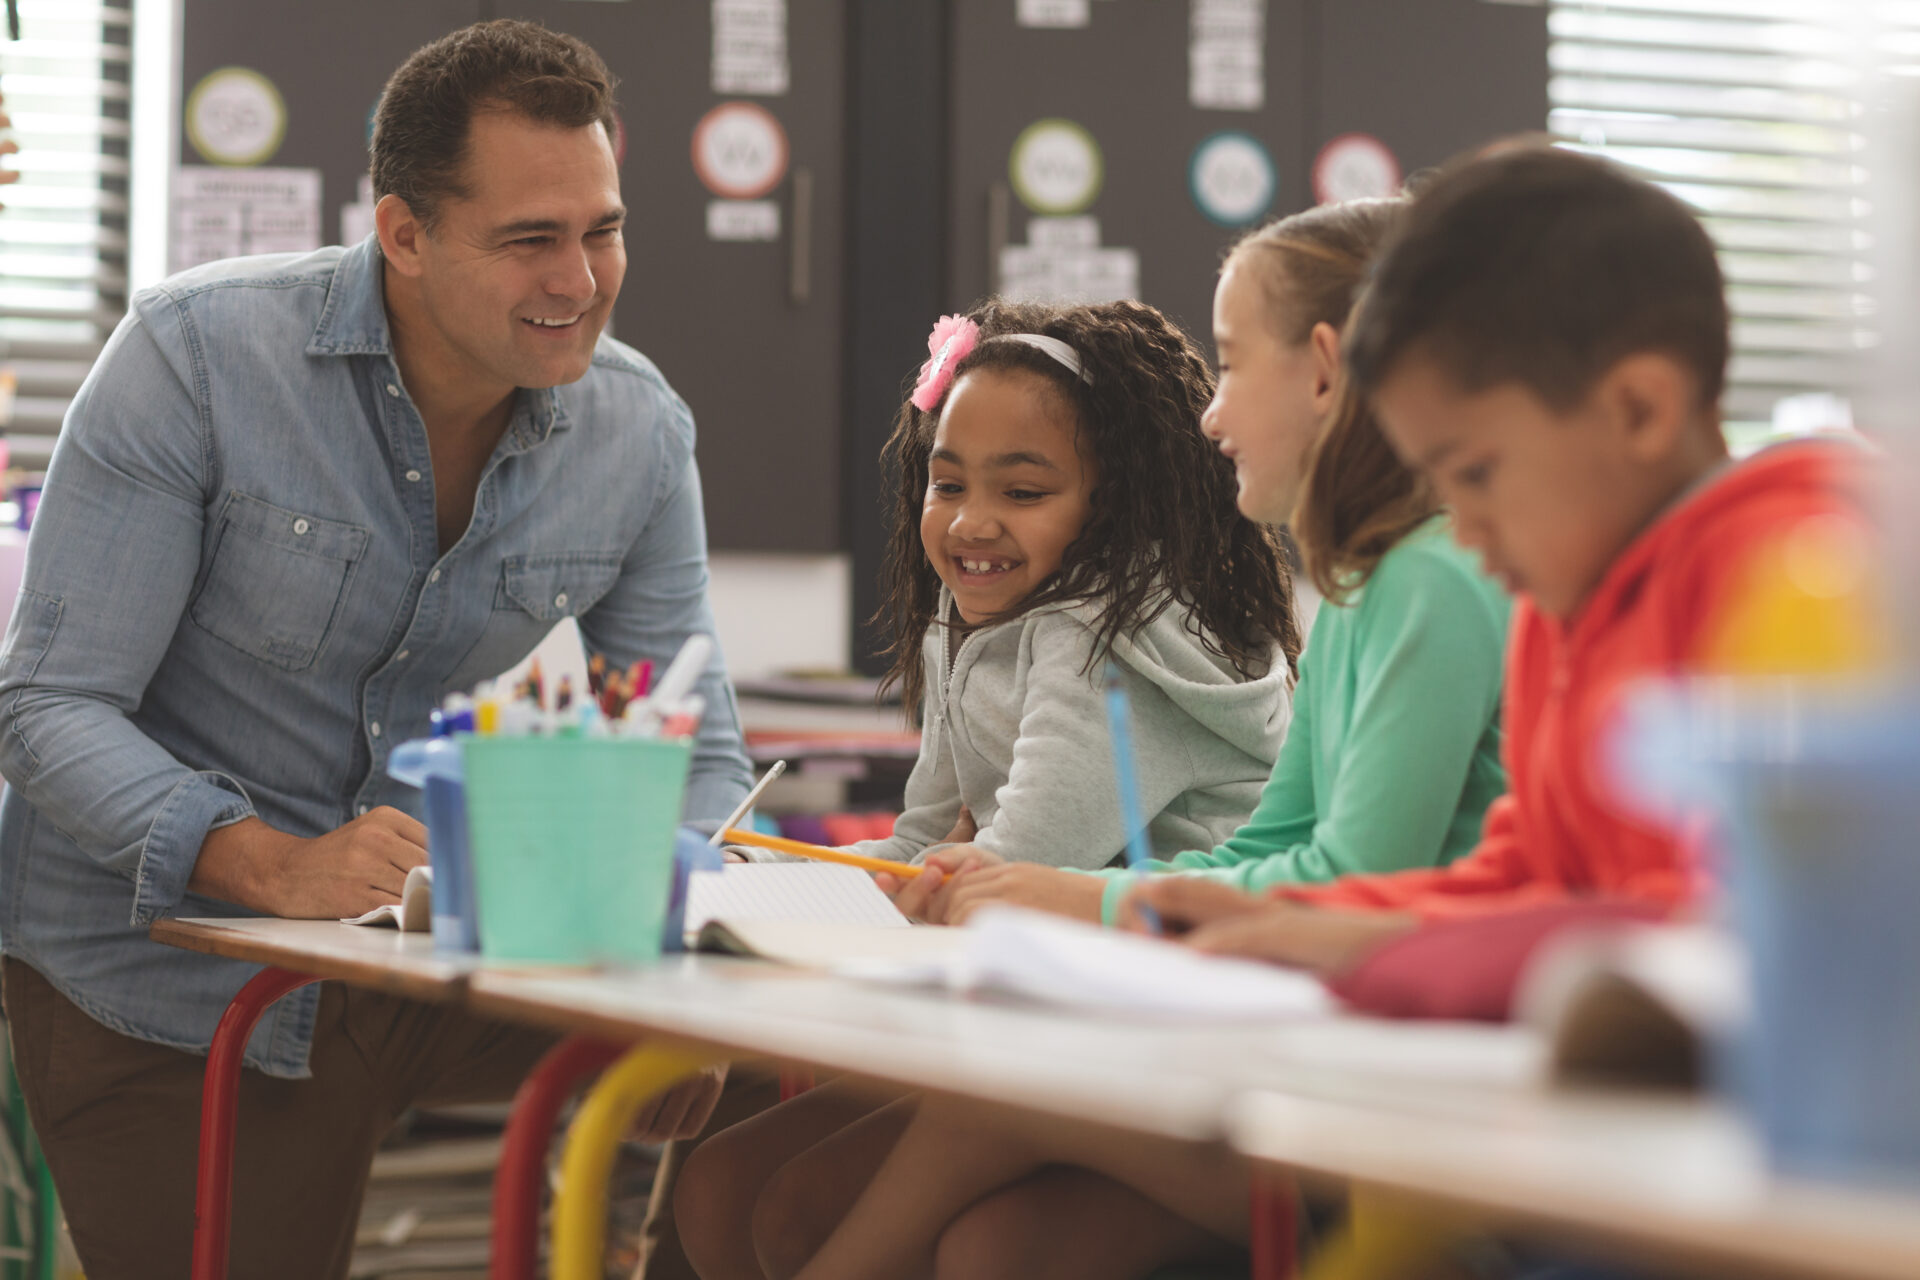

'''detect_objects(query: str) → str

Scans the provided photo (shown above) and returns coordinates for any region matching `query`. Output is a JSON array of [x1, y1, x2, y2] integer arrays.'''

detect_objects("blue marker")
[[1102, 661, 1162, 933]]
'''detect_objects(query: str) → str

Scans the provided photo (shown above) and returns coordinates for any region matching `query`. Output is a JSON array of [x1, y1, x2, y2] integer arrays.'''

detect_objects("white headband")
[[988, 333, 1092, 385]]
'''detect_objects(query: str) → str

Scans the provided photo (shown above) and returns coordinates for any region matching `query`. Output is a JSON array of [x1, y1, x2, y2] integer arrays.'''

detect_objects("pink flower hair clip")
[[910, 314, 980, 412]]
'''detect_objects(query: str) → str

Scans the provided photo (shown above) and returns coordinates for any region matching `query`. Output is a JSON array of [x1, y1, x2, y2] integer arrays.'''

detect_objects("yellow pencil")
[[720, 828, 927, 878]]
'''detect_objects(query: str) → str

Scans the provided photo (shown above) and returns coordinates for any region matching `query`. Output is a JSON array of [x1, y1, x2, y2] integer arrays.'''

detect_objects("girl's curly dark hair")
[[875, 298, 1302, 716]]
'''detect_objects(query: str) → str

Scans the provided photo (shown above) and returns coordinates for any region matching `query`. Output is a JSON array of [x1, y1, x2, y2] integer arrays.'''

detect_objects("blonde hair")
[[1225, 199, 1438, 604]]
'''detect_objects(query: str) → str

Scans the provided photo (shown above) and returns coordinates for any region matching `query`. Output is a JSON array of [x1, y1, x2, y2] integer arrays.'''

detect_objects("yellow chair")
[[550, 1044, 727, 1280]]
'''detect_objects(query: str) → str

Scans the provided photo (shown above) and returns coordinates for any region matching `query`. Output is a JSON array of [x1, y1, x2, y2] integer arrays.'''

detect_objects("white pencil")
[[708, 759, 788, 846]]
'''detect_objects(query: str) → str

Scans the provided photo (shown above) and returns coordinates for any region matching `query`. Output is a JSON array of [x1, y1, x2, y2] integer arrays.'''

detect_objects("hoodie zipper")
[[935, 598, 983, 730]]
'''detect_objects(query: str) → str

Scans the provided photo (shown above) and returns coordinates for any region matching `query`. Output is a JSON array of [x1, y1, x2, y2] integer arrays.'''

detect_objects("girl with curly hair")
[[676, 297, 1300, 1280]]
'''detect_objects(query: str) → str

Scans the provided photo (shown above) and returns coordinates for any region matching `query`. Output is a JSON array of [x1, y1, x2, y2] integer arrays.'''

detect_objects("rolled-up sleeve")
[[0, 296, 257, 925]]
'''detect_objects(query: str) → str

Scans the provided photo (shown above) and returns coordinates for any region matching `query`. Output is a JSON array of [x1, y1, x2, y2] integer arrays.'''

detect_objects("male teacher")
[[0, 21, 749, 1277]]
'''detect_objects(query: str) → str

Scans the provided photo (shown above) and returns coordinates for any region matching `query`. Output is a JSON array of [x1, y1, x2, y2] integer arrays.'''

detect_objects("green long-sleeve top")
[[1089, 518, 1510, 925]]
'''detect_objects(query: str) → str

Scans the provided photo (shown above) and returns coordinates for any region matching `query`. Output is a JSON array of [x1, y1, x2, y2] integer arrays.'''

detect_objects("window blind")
[[0, 1, 130, 476], [1546, 1, 1902, 439]]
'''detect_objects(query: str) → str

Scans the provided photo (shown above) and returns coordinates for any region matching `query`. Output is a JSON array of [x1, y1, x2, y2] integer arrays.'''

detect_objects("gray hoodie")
[[849, 590, 1291, 869]]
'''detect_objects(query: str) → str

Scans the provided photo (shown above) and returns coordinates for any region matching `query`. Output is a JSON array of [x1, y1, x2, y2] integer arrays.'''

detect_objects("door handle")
[[789, 166, 813, 306], [987, 181, 1010, 295]]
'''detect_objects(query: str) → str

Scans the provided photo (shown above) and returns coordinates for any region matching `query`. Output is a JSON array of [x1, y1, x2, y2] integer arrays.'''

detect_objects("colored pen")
[[1103, 661, 1161, 933], [710, 760, 788, 846], [660, 694, 706, 739], [720, 828, 927, 879]]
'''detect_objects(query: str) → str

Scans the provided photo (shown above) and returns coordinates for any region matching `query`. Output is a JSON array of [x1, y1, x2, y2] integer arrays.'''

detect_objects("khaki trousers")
[[2, 957, 557, 1280]]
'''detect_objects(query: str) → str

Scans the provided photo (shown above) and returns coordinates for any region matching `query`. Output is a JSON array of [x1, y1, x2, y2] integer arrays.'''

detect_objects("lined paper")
[[685, 863, 910, 939]]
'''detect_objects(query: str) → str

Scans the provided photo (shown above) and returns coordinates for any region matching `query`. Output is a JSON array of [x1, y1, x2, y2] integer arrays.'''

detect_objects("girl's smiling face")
[[1200, 260, 1340, 525], [921, 368, 1096, 624]]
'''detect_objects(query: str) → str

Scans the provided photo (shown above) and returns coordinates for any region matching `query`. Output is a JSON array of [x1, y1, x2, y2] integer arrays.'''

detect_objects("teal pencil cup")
[[461, 735, 693, 965]]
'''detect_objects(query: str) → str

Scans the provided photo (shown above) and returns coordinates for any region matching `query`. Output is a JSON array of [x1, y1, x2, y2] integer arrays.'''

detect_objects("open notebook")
[[683, 863, 963, 966], [343, 865, 434, 931], [836, 906, 1333, 1022]]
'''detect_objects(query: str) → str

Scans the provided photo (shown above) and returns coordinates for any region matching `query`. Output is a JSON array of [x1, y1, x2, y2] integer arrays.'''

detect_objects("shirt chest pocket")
[[441, 552, 625, 690], [189, 492, 370, 672]]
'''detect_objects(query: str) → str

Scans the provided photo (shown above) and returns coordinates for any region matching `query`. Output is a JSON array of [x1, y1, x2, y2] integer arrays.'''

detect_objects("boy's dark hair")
[[371, 20, 618, 230], [877, 299, 1302, 716], [1346, 146, 1730, 412]]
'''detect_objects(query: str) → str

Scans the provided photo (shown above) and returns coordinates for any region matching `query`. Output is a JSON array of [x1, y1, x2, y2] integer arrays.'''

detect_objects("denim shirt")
[[0, 240, 753, 1077]]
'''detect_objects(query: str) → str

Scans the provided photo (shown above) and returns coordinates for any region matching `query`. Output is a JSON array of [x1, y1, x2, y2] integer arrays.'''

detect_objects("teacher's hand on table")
[[189, 809, 429, 919], [629, 1061, 729, 1144]]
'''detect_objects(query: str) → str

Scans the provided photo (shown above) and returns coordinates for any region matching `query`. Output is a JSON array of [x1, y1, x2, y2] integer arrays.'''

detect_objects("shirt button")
[[370, 721, 382, 738], [404, 469, 422, 483], [357, 804, 369, 816], [385, 383, 400, 397], [395, 649, 410, 662], [554, 591, 569, 610], [429, 568, 441, 583], [292, 518, 310, 535]]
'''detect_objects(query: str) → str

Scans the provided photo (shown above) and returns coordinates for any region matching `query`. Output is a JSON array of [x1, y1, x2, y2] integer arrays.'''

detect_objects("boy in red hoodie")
[[758, 147, 1868, 1280]]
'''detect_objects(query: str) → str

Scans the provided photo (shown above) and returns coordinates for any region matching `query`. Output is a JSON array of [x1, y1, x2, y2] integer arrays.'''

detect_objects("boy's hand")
[[1117, 876, 1265, 936], [942, 863, 1103, 926], [629, 1062, 729, 1143]]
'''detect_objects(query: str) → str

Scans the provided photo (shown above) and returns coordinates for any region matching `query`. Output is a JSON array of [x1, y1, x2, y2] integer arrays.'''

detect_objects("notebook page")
[[699, 918, 963, 967], [685, 863, 910, 940]]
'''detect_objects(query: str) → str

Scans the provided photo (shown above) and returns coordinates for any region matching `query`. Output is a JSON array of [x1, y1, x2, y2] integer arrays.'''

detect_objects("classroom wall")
[[707, 552, 851, 679]]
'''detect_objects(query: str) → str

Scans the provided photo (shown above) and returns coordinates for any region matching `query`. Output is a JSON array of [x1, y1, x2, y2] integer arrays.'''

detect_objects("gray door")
[[506, 0, 847, 553], [948, 1, 1310, 345]]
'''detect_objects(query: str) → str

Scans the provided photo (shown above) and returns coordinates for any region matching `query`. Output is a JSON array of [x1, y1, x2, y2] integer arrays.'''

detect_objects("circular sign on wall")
[[1312, 133, 1402, 205], [691, 102, 789, 200], [185, 67, 287, 167], [1009, 118, 1103, 216], [1189, 132, 1276, 227]]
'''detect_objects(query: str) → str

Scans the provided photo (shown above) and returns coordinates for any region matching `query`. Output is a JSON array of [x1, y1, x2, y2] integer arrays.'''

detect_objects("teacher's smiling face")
[[379, 110, 627, 397]]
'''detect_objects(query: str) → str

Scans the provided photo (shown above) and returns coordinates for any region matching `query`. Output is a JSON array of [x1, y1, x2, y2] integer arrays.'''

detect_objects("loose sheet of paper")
[[1000, 217, 1139, 305], [171, 166, 322, 274], [713, 0, 789, 95], [1019, 0, 1091, 27], [1190, 0, 1266, 111], [685, 863, 909, 940]]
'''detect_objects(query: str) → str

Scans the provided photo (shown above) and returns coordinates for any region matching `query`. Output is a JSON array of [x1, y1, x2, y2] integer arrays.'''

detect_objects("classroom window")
[[0, 1, 131, 478], [1547, 1, 1916, 446]]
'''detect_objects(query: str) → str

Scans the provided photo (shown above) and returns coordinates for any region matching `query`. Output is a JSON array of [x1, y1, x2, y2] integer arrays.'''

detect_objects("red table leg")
[[191, 967, 322, 1280], [1250, 1170, 1297, 1280], [490, 1035, 625, 1280]]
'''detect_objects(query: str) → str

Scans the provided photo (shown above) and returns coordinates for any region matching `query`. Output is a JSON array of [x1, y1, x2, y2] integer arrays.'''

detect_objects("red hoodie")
[[1285, 437, 1866, 921]]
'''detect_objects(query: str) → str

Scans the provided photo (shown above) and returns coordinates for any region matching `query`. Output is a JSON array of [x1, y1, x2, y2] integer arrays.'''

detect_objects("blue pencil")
[[1102, 661, 1162, 933]]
